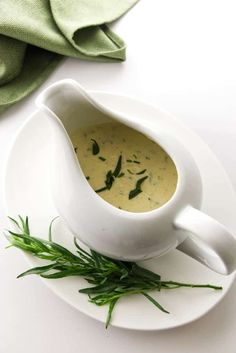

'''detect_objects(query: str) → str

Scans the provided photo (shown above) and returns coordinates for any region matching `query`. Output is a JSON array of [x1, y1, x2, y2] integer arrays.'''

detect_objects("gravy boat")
[[36, 79, 236, 275]]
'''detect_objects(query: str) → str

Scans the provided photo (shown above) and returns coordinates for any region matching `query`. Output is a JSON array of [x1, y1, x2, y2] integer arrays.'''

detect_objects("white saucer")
[[4, 92, 236, 331]]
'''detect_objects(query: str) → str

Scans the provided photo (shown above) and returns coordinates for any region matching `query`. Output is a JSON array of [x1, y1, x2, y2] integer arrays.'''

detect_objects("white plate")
[[4, 92, 236, 331]]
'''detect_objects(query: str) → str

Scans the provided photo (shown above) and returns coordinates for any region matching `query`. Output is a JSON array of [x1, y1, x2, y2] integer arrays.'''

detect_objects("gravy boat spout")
[[35, 79, 236, 275]]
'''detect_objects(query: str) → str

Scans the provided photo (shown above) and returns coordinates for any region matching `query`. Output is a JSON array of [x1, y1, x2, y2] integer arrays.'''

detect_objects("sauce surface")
[[71, 122, 178, 212]]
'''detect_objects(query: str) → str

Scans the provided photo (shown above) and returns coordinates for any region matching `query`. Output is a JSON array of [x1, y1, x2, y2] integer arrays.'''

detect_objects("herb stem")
[[161, 281, 222, 290]]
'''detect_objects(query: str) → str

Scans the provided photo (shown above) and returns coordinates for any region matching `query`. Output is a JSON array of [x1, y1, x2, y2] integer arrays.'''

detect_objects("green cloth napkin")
[[0, 0, 138, 113]]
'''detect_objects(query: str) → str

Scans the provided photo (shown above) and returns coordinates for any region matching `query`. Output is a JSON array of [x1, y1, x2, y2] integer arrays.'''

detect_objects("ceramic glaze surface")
[[71, 122, 178, 212]]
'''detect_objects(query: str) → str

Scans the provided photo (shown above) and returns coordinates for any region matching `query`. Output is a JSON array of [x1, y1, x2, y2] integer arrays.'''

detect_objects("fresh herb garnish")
[[99, 156, 106, 161], [91, 139, 100, 155], [127, 169, 147, 175], [117, 172, 125, 178], [126, 159, 140, 164], [113, 155, 122, 177], [5, 216, 223, 328], [95, 186, 108, 193], [95, 170, 115, 193], [105, 170, 114, 190], [129, 176, 148, 200], [135, 175, 149, 189], [136, 169, 147, 175], [129, 188, 142, 199], [95, 156, 122, 193]]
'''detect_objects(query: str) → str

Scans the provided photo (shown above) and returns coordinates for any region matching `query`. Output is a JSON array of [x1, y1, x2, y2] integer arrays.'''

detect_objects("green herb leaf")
[[131, 263, 161, 282], [99, 156, 106, 161], [129, 176, 148, 200], [80, 283, 117, 295], [95, 186, 108, 193], [95, 170, 115, 193], [91, 139, 100, 155], [142, 292, 169, 314], [95, 156, 122, 192], [127, 169, 147, 175], [113, 155, 122, 177], [136, 169, 147, 175], [48, 216, 58, 242], [106, 298, 119, 328], [128, 188, 142, 199], [126, 159, 140, 164], [105, 170, 115, 190], [17, 263, 57, 278], [136, 176, 148, 189]]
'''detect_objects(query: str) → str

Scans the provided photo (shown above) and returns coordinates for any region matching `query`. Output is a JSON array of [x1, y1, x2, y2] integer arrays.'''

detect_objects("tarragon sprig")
[[5, 216, 222, 328]]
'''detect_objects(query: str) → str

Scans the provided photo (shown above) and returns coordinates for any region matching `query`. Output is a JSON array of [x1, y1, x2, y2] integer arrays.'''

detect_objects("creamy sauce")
[[71, 122, 178, 212]]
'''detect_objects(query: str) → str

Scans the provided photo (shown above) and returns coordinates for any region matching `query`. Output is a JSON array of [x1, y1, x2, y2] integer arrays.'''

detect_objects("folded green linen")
[[0, 0, 138, 113]]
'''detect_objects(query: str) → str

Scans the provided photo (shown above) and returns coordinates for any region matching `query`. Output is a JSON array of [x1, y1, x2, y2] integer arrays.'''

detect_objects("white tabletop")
[[1, 1, 236, 352]]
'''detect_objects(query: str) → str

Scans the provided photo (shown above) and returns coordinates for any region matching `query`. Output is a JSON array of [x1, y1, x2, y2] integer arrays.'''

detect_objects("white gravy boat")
[[36, 79, 236, 275]]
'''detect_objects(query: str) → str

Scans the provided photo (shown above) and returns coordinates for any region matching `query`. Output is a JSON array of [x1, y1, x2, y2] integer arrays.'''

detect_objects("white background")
[[1, 0, 236, 352]]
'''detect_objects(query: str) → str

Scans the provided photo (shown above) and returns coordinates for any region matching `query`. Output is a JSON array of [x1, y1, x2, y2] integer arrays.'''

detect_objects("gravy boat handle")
[[175, 205, 236, 275]]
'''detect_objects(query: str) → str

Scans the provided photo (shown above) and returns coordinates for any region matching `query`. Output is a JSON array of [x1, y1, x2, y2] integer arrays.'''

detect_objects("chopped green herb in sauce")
[[136, 169, 147, 175], [128, 168, 147, 175], [113, 155, 122, 177], [95, 186, 108, 193], [126, 159, 140, 164], [129, 176, 149, 200], [95, 155, 123, 193], [91, 139, 100, 155], [105, 170, 115, 190]]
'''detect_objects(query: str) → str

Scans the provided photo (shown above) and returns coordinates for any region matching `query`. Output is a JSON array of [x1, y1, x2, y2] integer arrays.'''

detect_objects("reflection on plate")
[[4, 92, 236, 331]]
